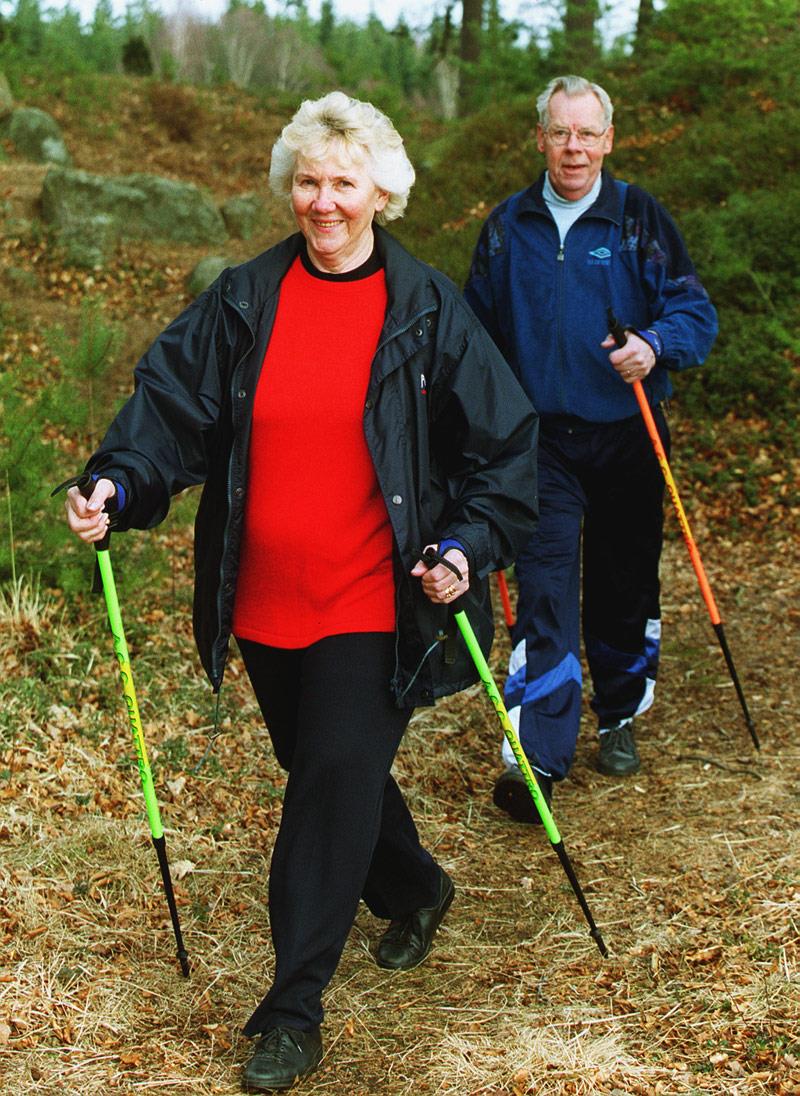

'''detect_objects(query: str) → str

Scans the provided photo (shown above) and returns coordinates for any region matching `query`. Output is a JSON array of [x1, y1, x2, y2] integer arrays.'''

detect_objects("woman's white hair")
[[537, 75, 614, 130], [269, 90, 415, 224]]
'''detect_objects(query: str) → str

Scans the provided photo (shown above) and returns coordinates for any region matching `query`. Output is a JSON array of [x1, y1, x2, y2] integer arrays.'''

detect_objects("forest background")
[[0, 1, 798, 1094], [0, 0, 798, 590]]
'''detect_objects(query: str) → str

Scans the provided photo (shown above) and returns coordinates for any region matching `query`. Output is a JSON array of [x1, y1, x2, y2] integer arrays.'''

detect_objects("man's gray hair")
[[536, 75, 614, 130], [269, 90, 415, 224]]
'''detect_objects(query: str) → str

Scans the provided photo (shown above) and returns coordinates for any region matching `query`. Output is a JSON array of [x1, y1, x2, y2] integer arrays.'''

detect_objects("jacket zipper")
[[211, 296, 256, 689], [371, 302, 440, 703], [556, 241, 568, 410]]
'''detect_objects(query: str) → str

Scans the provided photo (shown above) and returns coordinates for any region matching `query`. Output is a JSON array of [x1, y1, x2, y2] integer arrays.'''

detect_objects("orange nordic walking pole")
[[607, 309, 759, 750], [495, 569, 516, 632]]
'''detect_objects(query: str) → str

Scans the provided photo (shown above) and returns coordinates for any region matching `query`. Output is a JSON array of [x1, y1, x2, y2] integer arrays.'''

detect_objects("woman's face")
[[291, 150, 389, 273]]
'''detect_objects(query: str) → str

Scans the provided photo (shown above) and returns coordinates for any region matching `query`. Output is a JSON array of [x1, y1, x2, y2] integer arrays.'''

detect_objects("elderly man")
[[465, 74, 718, 822]]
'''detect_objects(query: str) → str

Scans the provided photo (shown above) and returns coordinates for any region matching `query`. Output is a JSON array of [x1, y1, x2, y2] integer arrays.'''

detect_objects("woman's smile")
[[292, 151, 388, 273]]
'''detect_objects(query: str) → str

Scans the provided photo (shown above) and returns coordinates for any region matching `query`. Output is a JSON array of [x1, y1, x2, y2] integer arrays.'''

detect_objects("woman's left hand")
[[411, 545, 470, 605]]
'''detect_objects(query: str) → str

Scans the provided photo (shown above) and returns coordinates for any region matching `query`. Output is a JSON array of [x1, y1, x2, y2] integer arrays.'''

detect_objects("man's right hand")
[[65, 478, 116, 544]]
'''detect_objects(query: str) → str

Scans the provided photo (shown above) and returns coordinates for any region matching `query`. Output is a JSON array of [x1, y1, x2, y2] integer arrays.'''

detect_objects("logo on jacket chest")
[[588, 246, 612, 266]]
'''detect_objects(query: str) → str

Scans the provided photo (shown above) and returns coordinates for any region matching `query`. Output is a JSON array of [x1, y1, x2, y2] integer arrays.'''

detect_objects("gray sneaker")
[[597, 722, 640, 776]]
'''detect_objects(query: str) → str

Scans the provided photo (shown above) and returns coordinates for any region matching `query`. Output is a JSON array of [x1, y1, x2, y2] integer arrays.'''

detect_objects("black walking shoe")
[[376, 869, 455, 971], [492, 764, 552, 824], [597, 721, 640, 776], [242, 1026, 323, 1092]]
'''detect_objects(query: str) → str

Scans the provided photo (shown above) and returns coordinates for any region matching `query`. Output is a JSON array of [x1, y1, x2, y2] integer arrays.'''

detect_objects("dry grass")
[[0, 573, 58, 639], [1, 536, 799, 1094], [2, 68, 798, 1096]]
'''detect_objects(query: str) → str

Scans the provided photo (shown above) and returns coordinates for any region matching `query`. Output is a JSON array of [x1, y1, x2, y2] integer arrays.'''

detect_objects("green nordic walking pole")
[[420, 549, 607, 957], [454, 609, 608, 957], [54, 476, 190, 977], [95, 547, 190, 976]]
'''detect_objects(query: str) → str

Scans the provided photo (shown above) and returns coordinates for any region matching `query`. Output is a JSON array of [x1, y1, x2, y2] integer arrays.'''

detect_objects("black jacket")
[[87, 227, 539, 706]]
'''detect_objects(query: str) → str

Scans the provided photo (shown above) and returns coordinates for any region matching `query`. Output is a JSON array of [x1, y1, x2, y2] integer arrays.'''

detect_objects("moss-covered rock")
[[4, 107, 71, 165], [221, 192, 270, 240], [186, 255, 230, 296], [41, 166, 227, 246]]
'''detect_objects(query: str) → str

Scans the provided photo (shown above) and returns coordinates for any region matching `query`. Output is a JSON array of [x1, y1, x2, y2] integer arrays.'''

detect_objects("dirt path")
[[1, 530, 797, 1095], [2, 69, 797, 1094]]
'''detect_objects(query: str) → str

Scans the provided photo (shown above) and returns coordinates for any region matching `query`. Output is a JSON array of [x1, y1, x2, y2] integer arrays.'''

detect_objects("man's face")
[[537, 90, 614, 201]]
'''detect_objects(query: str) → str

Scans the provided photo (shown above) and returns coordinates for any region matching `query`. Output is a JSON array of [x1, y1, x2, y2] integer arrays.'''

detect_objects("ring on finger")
[[444, 583, 457, 598]]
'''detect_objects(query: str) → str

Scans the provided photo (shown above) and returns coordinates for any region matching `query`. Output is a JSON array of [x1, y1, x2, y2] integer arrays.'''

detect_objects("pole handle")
[[606, 308, 628, 349], [77, 475, 112, 553], [420, 546, 463, 582], [51, 472, 112, 552]]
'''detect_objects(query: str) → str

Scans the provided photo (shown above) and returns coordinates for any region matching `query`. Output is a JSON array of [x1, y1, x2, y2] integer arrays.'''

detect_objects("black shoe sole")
[[242, 1049, 322, 1092], [242, 1035, 323, 1092], [596, 758, 641, 776], [493, 771, 550, 824]]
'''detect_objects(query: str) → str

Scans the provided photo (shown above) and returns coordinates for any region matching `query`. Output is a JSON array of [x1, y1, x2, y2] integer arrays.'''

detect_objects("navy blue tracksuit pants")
[[503, 409, 670, 781]]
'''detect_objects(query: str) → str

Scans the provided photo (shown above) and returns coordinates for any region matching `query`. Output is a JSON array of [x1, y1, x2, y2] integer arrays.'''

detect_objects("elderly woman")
[[64, 92, 538, 1092]]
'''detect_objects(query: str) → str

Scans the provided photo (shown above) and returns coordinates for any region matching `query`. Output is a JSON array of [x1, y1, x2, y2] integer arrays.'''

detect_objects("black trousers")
[[237, 633, 442, 1036]]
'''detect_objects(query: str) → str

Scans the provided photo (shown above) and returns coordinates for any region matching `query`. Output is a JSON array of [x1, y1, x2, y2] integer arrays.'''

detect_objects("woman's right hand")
[[65, 478, 116, 544]]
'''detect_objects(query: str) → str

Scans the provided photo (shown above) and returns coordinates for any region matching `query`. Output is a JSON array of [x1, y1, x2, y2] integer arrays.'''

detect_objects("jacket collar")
[[373, 224, 438, 341], [220, 225, 437, 337], [220, 233, 303, 324], [517, 168, 623, 225]]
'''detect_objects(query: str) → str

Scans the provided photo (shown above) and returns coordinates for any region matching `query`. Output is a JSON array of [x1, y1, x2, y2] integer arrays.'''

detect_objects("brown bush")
[[147, 83, 202, 143]]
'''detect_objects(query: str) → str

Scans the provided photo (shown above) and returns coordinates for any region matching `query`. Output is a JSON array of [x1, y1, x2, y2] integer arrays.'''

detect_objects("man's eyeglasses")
[[545, 126, 609, 148]]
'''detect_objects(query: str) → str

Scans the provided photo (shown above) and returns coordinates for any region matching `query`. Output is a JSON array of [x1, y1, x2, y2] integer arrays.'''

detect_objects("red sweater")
[[232, 254, 395, 648]]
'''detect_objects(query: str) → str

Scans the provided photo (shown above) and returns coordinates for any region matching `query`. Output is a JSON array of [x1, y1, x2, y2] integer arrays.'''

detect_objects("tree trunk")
[[458, 0, 482, 117], [635, 0, 655, 50], [439, 2, 454, 57], [435, 58, 459, 120], [563, 0, 598, 70]]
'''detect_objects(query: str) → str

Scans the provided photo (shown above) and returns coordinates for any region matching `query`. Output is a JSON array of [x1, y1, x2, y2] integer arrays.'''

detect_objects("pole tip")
[[593, 930, 609, 958], [178, 951, 191, 978]]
